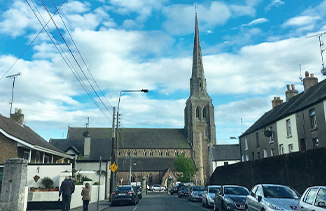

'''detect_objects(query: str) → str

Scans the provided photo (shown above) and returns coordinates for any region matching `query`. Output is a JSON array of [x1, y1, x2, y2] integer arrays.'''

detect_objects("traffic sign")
[[110, 163, 118, 172]]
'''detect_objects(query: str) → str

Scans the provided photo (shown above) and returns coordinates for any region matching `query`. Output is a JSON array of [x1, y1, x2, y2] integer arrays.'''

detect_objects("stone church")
[[50, 14, 216, 187]]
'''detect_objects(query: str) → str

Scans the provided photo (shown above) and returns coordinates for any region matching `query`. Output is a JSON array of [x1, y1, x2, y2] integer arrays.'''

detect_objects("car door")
[[247, 186, 258, 211], [314, 188, 326, 211], [300, 188, 319, 211], [252, 185, 263, 211], [215, 186, 224, 209]]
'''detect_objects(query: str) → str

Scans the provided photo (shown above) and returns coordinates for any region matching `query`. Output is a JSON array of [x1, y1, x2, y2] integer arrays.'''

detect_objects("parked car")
[[189, 186, 205, 202], [299, 186, 326, 211], [214, 185, 249, 211], [111, 185, 139, 206], [202, 185, 221, 208], [178, 185, 190, 198], [246, 184, 300, 211], [170, 186, 180, 195], [134, 185, 142, 199], [151, 184, 166, 191]]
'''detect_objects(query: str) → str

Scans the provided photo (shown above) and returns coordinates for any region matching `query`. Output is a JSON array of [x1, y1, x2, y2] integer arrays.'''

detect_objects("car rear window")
[[119, 186, 132, 191], [193, 186, 205, 191], [225, 187, 249, 195], [209, 187, 221, 193]]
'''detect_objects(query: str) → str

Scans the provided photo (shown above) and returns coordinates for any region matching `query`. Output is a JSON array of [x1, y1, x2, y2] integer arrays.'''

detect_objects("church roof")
[[211, 144, 240, 161], [118, 128, 190, 149], [117, 157, 177, 171]]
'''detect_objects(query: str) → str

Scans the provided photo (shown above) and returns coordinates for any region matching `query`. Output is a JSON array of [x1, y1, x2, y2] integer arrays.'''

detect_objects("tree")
[[174, 154, 196, 182]]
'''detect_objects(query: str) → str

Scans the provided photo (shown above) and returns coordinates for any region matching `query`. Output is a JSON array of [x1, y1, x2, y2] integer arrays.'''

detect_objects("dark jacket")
[[59, 179, 75, 196]]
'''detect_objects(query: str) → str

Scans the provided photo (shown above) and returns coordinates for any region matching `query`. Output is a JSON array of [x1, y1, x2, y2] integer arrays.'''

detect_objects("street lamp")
[[115, 89, 148, 185]]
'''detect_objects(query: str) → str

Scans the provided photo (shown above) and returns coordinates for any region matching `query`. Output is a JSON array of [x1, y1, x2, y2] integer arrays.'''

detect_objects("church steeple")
[[190, 13, 208, 98], [184, 13, 216, 185]]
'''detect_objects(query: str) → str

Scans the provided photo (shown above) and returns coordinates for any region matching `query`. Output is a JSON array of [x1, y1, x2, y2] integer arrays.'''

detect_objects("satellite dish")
[[264, 130, 273, 137]]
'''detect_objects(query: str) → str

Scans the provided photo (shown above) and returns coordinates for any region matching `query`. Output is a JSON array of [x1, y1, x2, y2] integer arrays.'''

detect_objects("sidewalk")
[[70, 199, 111, 211]]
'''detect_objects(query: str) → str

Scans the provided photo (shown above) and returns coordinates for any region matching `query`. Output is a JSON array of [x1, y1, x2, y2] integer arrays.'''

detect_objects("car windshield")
[[193, 186, 205, 191], [209, 187, 221, 193], [225, 187, 249, 195], [263, 186, 300, 199]]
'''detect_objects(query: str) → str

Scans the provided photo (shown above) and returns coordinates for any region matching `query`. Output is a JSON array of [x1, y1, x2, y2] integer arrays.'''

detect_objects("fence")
[[209, 147, 326, 194]]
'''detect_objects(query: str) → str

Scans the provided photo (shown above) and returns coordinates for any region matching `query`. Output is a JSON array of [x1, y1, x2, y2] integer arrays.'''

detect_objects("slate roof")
[[117, 157, 177, 171], [0, 114, 63, 153], [211, 144, 240, 161], [241, 78, 326, 137]]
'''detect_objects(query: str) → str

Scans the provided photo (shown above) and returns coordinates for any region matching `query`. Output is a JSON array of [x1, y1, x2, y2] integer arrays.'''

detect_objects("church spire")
[[190, 13, 208, 98]]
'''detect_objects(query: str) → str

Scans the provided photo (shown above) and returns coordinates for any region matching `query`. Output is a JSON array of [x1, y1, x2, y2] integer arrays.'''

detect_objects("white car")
[[299, 186, 326, 211], [202, 185, 221, 208], [151, 184, 165, 191], [246, 184, 300, 211]]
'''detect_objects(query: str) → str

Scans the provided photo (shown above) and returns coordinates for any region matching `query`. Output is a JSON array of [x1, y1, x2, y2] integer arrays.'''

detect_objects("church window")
[[165, 150, 170, 156], [126, 151, 131, 156], [175, 150, 179, 156], [149, 151, 154, 156], [196, 107, 201, 119], [143, 151, 147, 156], [203, 106, 207, 118], [159, 151, 163, 156], [181, 151, 185, 155], [131, 174, 136, 182], [118, 151, 121, 156], [133, 151, 137, 156]]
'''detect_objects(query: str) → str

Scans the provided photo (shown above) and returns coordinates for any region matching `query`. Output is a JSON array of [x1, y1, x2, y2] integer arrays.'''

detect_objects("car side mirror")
[[318, 201, 326, 207], [257, 196, 262, 202]]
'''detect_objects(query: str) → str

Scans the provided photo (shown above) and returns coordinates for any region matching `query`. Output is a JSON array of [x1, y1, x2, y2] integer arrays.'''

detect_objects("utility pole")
[[6, 73, 21, 115], [110, 107, 116, 198]]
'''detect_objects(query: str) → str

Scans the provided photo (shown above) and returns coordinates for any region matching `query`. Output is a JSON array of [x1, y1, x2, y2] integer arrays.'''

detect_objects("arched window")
[[203, 106, 207, 118], [175, 150, 179, 156], [143, 151, 147, 156], [118, 151, 121, 156], [149, 151, 154, 156], [165, 150, 170, 156], [126, 151, 131, 156], [133, 151, 137, 156], [131, 174, 136, 182], [159, 151, 163, 156], [196, 107, 200, 119]]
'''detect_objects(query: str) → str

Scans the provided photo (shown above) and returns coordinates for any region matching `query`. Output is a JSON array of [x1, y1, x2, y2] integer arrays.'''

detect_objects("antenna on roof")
[[299, 64, 303, 85], [6, 72, 21, 115], [86, 117, 89, 129], [306, 32, 326, 75]]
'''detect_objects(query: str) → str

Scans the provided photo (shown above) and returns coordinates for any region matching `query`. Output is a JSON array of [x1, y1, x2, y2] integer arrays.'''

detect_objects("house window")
[[263, 149, 267, 158], [224, 162, 229, 166], [279, 144, 284, 155], [255, 133, 259, 147], [245, 154, 249, 161], [44, 156, 49, 164], [309, 109, 317, 129], [149, 151, 154, 156], [23, 151, 29, 161], [269, 126, 274, 143], [288, 144, 294, 153], [241, 155, 244, 162], [35, 152, 41, 163], [286, 119, 292, 137], [196, 107, 201, 119], [142, 151, 147, 156], [313, 138, 319, 148], [245, 138, 248, 151], [271, 148, 275, 156]]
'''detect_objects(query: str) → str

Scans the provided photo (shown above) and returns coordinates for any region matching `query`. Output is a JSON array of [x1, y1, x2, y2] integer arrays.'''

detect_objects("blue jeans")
[[62, 195, 71, 211], [83, 200, 90, 211]]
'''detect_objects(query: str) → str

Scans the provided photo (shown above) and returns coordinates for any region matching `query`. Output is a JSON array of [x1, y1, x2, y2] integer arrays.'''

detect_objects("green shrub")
[[41, 177, 54, 189]]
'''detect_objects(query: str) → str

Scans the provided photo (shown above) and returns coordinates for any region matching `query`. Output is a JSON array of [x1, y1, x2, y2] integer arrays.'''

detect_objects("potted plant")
[[41, 177, 54, 190]]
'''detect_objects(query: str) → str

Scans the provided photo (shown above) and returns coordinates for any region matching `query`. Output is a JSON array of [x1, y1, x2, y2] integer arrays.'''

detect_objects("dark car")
[[214, 185, 249, 211], [178, 186, 190, 198], [170, 186, 179, 195], [134, 185, 142, 199], [111, 185, 139, 206], [189, 186, 205, 202]]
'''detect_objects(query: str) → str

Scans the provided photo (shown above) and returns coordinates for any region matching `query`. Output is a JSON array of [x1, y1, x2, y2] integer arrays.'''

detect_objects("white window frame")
[[286, 119, 292, 137], [245, 138, 248, 151], [288, 144, 293, 153], [279, 144, 284, 155]]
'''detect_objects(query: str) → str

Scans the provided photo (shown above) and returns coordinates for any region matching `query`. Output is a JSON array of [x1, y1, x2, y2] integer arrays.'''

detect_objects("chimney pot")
[[305, 71, 309, 77], [286, 84, 290, 90], [291, 84, 295, 90]]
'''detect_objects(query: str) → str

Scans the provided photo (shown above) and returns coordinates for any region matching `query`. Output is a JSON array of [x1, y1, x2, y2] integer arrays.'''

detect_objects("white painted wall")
[[276, 114, 299, 154], [26, 164, 72, 188]]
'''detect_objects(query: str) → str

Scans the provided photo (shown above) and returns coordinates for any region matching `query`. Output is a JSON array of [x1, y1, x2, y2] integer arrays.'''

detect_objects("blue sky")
[[0, 0, 325, 144]]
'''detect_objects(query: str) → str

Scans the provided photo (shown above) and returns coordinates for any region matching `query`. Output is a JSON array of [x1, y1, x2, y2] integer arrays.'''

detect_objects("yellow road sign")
[[110, 163, 118, 172]]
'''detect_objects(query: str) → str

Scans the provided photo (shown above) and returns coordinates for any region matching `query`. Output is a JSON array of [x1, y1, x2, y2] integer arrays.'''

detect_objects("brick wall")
[[0, 134, 18, 163]]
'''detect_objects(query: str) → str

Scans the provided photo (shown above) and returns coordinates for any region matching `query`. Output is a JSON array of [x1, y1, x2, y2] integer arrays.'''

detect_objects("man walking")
[[59, 176, 75, 211]]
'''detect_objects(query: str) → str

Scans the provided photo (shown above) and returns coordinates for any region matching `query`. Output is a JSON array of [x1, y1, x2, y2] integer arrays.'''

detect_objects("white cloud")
[[282, 16, 321, 28], [242, 18, 269, 27], [265, 0, 285, 12]]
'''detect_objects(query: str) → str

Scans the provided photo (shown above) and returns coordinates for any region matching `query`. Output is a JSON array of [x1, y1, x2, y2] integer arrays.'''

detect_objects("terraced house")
[[240, 71, 326, 161]]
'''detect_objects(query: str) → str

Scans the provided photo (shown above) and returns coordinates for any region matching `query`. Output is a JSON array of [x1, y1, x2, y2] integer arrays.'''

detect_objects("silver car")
[[246, 184, 300, 211], [299, 186, 326, 211], [189, 186, 205, 202], [202, 185, 221, 208]]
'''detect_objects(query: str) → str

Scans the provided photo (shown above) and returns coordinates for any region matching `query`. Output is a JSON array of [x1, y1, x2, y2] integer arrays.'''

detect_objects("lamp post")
[[115, 89, 148, 185]]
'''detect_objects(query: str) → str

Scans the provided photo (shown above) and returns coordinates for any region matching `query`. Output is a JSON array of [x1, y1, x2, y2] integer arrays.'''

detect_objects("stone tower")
[[184, 14, 216, 185]]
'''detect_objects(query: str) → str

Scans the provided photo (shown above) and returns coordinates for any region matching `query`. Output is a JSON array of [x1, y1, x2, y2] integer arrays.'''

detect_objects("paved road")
[[103, 191, 213, 211]]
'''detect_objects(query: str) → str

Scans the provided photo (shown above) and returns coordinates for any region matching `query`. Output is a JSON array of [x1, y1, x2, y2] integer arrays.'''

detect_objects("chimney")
[[10, 108, 24, 125], [272, 97, 283, 109], [285, 84, 298, 101], [83, 131, 91, 157], [303, 71, 318, 92]]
